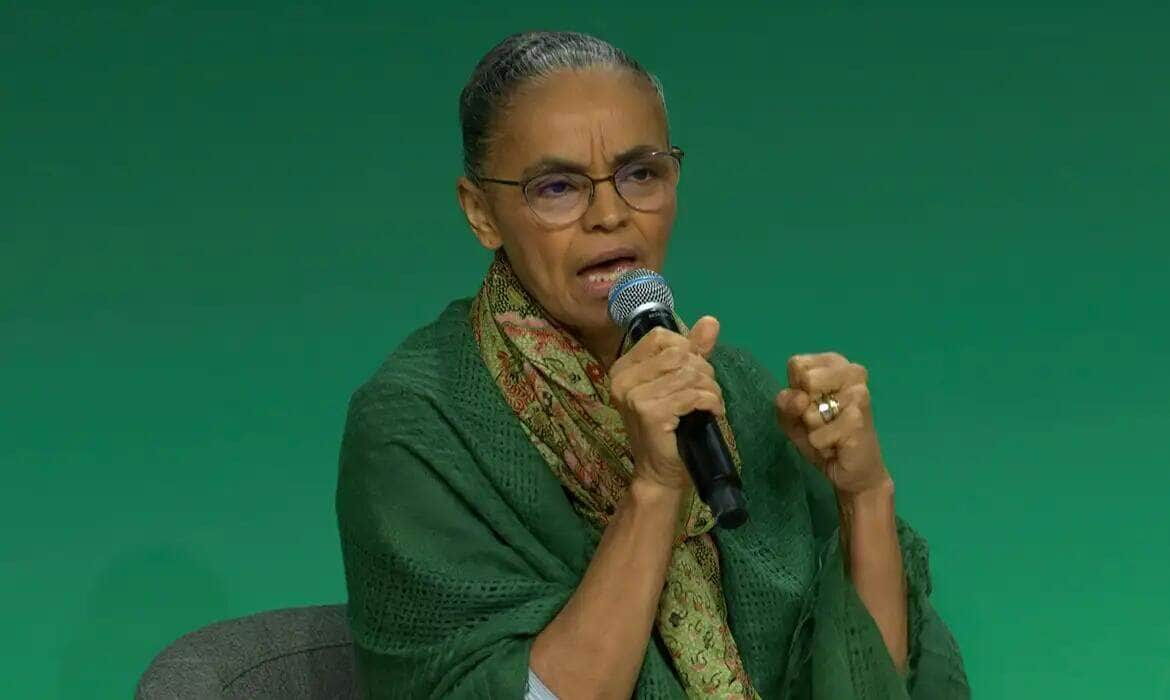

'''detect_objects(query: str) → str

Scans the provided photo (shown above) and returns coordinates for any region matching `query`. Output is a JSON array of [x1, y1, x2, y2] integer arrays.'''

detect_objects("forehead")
[[490, 69, 668, 168]]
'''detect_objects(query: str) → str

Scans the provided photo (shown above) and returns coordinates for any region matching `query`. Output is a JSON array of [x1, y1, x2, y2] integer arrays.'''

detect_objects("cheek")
[[497, 220, 578, 300], [634, 209, 676, 261]]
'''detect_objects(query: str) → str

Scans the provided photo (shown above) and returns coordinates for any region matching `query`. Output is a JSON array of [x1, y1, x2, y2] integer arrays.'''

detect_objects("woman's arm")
[[717, 345, 967, 695], [838, 477, 909, 673], [529, 478, 683, 700], [528, 319, 727, 699], [774, 349, 916, 674]]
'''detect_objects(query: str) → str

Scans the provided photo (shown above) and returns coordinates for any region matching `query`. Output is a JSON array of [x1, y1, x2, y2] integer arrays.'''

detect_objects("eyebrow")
[[519, 144, 663, 180]]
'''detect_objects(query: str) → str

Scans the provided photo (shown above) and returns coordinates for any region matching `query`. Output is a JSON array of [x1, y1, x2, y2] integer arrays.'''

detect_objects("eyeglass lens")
[[523, 153, 680, 225]]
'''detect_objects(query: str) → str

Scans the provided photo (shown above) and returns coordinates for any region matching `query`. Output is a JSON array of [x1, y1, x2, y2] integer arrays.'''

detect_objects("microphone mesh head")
[[607, 268, 675, 327]]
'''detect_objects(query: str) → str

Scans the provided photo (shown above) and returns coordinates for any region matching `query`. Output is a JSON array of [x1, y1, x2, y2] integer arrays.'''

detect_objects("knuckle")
[[647, 327, 670, 344], [663, 345, 687, 366], [638, 329, 667, 353], [690, 388, 711, 408], [847, 405, 865, 426], [626, 385, 646, 408], [802, 405, 818, 425]]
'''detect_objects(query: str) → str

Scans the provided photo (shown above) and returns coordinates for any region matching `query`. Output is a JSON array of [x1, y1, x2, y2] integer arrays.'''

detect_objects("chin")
[[562, 304, 613, 335]]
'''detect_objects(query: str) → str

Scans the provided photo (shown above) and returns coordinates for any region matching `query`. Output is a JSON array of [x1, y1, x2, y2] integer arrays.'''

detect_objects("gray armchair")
[[136, 604, 359, 699]]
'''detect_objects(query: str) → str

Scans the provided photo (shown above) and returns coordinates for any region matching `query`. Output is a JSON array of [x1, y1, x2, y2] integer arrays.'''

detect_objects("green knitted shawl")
[[336, 298, 969, 698]]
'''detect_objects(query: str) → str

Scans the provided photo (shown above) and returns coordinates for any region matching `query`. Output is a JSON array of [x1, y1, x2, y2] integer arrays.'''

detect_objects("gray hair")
[[458, 31, 668, 180]]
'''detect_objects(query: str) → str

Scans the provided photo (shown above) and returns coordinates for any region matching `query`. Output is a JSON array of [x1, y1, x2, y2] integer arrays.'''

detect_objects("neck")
[[578, 326, 622, 371]]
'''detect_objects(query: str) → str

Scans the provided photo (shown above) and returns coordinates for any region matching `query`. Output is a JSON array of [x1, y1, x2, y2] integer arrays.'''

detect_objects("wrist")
[[836, 477, 896, 564], [625, 478, 690, 542], [628, 477, 687, 510], [837, 476, 896, 516]]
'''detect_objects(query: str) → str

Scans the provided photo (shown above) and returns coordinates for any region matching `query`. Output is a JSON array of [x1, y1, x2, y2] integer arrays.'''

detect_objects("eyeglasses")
[[476, 146, 684, 226]]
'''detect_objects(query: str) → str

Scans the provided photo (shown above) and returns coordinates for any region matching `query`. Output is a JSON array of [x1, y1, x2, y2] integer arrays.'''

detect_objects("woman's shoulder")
[[349, 297, 477, 414]]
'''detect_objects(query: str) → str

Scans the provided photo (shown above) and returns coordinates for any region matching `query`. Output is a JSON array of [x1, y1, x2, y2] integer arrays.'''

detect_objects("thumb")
[[687, 315, 720, 357], [775, 388, 818, 462], [775, 388, 809, 438]]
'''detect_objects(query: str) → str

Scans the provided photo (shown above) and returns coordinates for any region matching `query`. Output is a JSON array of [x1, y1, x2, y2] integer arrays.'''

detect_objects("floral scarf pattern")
[[469, 252, 759, 698]]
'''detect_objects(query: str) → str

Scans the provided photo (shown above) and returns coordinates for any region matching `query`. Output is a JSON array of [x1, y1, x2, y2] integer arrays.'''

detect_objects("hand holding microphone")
[[608, 269, 748, 528], [608, 317, 724, 492]]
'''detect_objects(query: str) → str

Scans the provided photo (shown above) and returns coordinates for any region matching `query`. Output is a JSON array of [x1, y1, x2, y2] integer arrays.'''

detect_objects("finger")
[[688, 353, 717, 379], [838, 382, 871, 412], [776, 388, 810, 422], [614, 348, 681, 402], [611, 327, 689, 377], [801, 382, 870, 429], [686, 315, 720, 358], [775, 389, 819, 460], [798, 362, 868, 397], [806, 405, 866, 451], [632, 387, 724, 436], [627, 326, 690, 362], [637, 345, 692, 385], [660, 387, 724, 421], [651, 348, 716, 379], [634, 362, 723, 403], [776, 389, 811, 438], [635, 341, 718, 387], [786, 352, 846, 388]]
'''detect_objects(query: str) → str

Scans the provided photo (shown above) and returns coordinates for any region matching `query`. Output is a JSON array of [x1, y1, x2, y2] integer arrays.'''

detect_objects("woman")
[[336, 31, 968, 699]]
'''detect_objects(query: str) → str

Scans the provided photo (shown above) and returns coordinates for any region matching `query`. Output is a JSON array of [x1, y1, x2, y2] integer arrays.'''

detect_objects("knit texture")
[[470, 253, 756, 697], [335, 298, 970, 699]]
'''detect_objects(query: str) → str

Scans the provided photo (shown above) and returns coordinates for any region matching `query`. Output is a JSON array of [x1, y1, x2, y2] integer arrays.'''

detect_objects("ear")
[[456, 176, 503, 251]]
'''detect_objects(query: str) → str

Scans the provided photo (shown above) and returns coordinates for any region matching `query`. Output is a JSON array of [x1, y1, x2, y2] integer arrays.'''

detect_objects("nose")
[[580, 179, 629, 233]]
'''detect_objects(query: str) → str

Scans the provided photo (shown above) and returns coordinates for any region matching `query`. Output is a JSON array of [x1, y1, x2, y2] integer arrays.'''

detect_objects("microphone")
[[607, 268, 748, 529]]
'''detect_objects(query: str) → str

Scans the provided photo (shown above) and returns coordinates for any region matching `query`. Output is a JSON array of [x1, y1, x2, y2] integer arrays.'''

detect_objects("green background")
[[4, 2, 1167, 697]]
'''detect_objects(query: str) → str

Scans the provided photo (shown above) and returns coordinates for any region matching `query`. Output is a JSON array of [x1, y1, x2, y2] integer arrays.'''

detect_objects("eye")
[[619, 160, 665, 184], [530, 174, 582, 199], [626, 166, 656, 181]]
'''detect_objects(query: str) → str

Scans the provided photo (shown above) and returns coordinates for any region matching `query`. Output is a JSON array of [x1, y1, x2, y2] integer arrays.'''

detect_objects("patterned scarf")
[[469, 252, 759, 699]]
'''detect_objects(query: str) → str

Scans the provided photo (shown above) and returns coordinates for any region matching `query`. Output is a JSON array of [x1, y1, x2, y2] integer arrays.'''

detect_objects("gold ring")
[[816, 393, 841, 424]]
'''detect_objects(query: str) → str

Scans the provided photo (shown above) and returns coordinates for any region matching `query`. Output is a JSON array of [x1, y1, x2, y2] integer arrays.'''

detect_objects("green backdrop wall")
[[4, 2, 1167, 697]]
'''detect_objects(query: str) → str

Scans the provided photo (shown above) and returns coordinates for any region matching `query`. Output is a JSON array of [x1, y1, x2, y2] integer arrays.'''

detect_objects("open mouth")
[[578, 255, 638, 283]]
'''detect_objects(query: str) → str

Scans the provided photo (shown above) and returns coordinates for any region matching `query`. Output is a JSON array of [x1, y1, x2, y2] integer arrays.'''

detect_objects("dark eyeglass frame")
[[474, 146, 685, 219]]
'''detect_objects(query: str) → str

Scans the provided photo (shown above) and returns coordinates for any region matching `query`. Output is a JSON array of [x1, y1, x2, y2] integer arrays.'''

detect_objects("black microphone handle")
[[622, 309, 749, 529]]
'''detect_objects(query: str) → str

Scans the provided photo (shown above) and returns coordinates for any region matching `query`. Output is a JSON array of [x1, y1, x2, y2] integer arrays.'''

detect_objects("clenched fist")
[[775, 352, 891, 497]]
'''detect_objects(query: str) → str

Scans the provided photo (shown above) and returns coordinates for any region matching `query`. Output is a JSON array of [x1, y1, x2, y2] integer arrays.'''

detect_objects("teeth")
[[587, 264, 634, 284]]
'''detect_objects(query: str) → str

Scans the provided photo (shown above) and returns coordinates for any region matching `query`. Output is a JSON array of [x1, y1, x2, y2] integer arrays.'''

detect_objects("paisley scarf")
[[469, 251, 759, 698]]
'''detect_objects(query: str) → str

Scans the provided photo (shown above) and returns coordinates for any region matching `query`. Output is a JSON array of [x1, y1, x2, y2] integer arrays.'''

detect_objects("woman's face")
[[459, 68, 675, 344]]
